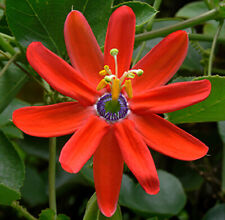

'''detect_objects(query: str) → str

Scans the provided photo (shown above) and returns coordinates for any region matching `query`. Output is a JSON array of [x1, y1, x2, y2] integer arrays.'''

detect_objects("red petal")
[[93, 129, 123, 217], [104, 6, 135, 77], [59, 115, 110, 173], [114, 119, 159, 194], [131, 113, 208, 160], [132, 31, 188, 94], [64, 11, 104, 86], [130, 80, 211, 114], [13, 102, 92, 137], [27, 42, 99, 106]]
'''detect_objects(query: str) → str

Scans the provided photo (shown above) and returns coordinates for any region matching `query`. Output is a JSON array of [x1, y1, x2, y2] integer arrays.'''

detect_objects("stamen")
[[104, 65, 112, 75], [111, 78, 120, 100], [127, 72, 136, 79], [99, 70, 107, 76], [96, 79, 108, 91], [104, 75, 115, 83], [110, 48, 119, 77], [132, 69, 144, 76], [124, 79, 133, 99]]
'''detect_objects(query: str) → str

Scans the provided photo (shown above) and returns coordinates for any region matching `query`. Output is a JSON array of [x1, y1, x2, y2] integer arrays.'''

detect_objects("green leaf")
[[39, 209, 70, 220], [6, 0, 115, 53], [0, 98, 29, 127], [39, 209, 55, 220], [0, 184, 20, 205], [1, 125, 24, 139], [83, 193, 122, 220], [6, 0, 83, 56], [119, 170, 186, 217], [21, 166, 48, 207], [81, 167, 186, 216], [0, 63, 28, 113], [83, 193, 99, 220], [181, 43, 203, 73], [204, 20, 225, 39], [0, 131, 24, 205], [176, 1, 209, 18], [202, 204, 225, 220], [168, 76, 225, 124], [171, 162, 203, 191], [82, 0, 113, 47], [113, 1, 157, 27]]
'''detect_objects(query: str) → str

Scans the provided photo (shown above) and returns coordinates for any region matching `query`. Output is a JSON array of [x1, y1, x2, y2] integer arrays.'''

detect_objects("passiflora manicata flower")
[[13, 6, 211, 217]]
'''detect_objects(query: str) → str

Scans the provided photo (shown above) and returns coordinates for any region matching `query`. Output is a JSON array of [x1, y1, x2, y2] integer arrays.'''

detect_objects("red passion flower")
[[13, 6, 211, 217]]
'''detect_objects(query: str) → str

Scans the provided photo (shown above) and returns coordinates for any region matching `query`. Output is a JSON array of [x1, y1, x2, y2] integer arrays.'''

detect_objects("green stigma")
[[104, 100, 121, 113]]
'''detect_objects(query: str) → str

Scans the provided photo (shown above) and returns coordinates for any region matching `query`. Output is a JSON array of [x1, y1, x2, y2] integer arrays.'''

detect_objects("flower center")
[[96, 48, 144, 101], [95, 93, 129, 122]]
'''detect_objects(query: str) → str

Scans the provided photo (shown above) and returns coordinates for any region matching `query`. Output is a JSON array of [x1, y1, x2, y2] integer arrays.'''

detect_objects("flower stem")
[[49, 137, 57, 217], [135, 7, 219, 42], [189, 33, 225, 43], [0, 35, 16, 55], [207, 20, 223, 76], [153, 0, 162, 10], [0, 32, 15, 42], [0, 52, 19, 77], [11, 201, 37, 220]]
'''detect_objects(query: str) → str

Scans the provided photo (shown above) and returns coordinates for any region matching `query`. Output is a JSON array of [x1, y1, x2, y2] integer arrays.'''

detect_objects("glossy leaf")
[[6, 0, 83, 55], [83, 193, 122, 220], [0, 98, 29, 127], [171, 162, 203, 191], [82, 0, 114, 47], [0, 64, 28, 114], [0, 131, 24, 205], [168, 76, 225, 123], [1, 125, 24, 139], [113, 1, 157, 27], [119, 170, 186, 217], [202, 204, 225, 220], [176, 1, 209, 18], [81, 167, 186, 216]]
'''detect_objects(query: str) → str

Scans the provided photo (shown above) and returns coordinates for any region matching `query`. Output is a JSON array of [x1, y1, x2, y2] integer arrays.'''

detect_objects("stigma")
[[96, 48, 143, 100]]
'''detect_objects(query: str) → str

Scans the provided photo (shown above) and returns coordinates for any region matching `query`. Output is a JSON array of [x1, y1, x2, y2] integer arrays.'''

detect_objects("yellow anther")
[[99, 70, 107, 76], [96, 79, 108, 91], [104, 65, 112, 75], [124, 80, 133, 99], [104, 65, 109, 70], [127, 72, 136, 79], [112, 78, 120, 100]]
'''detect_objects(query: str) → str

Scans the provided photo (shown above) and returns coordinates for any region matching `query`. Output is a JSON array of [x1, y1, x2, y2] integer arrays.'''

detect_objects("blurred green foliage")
[[1, 0, 225, 219]]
